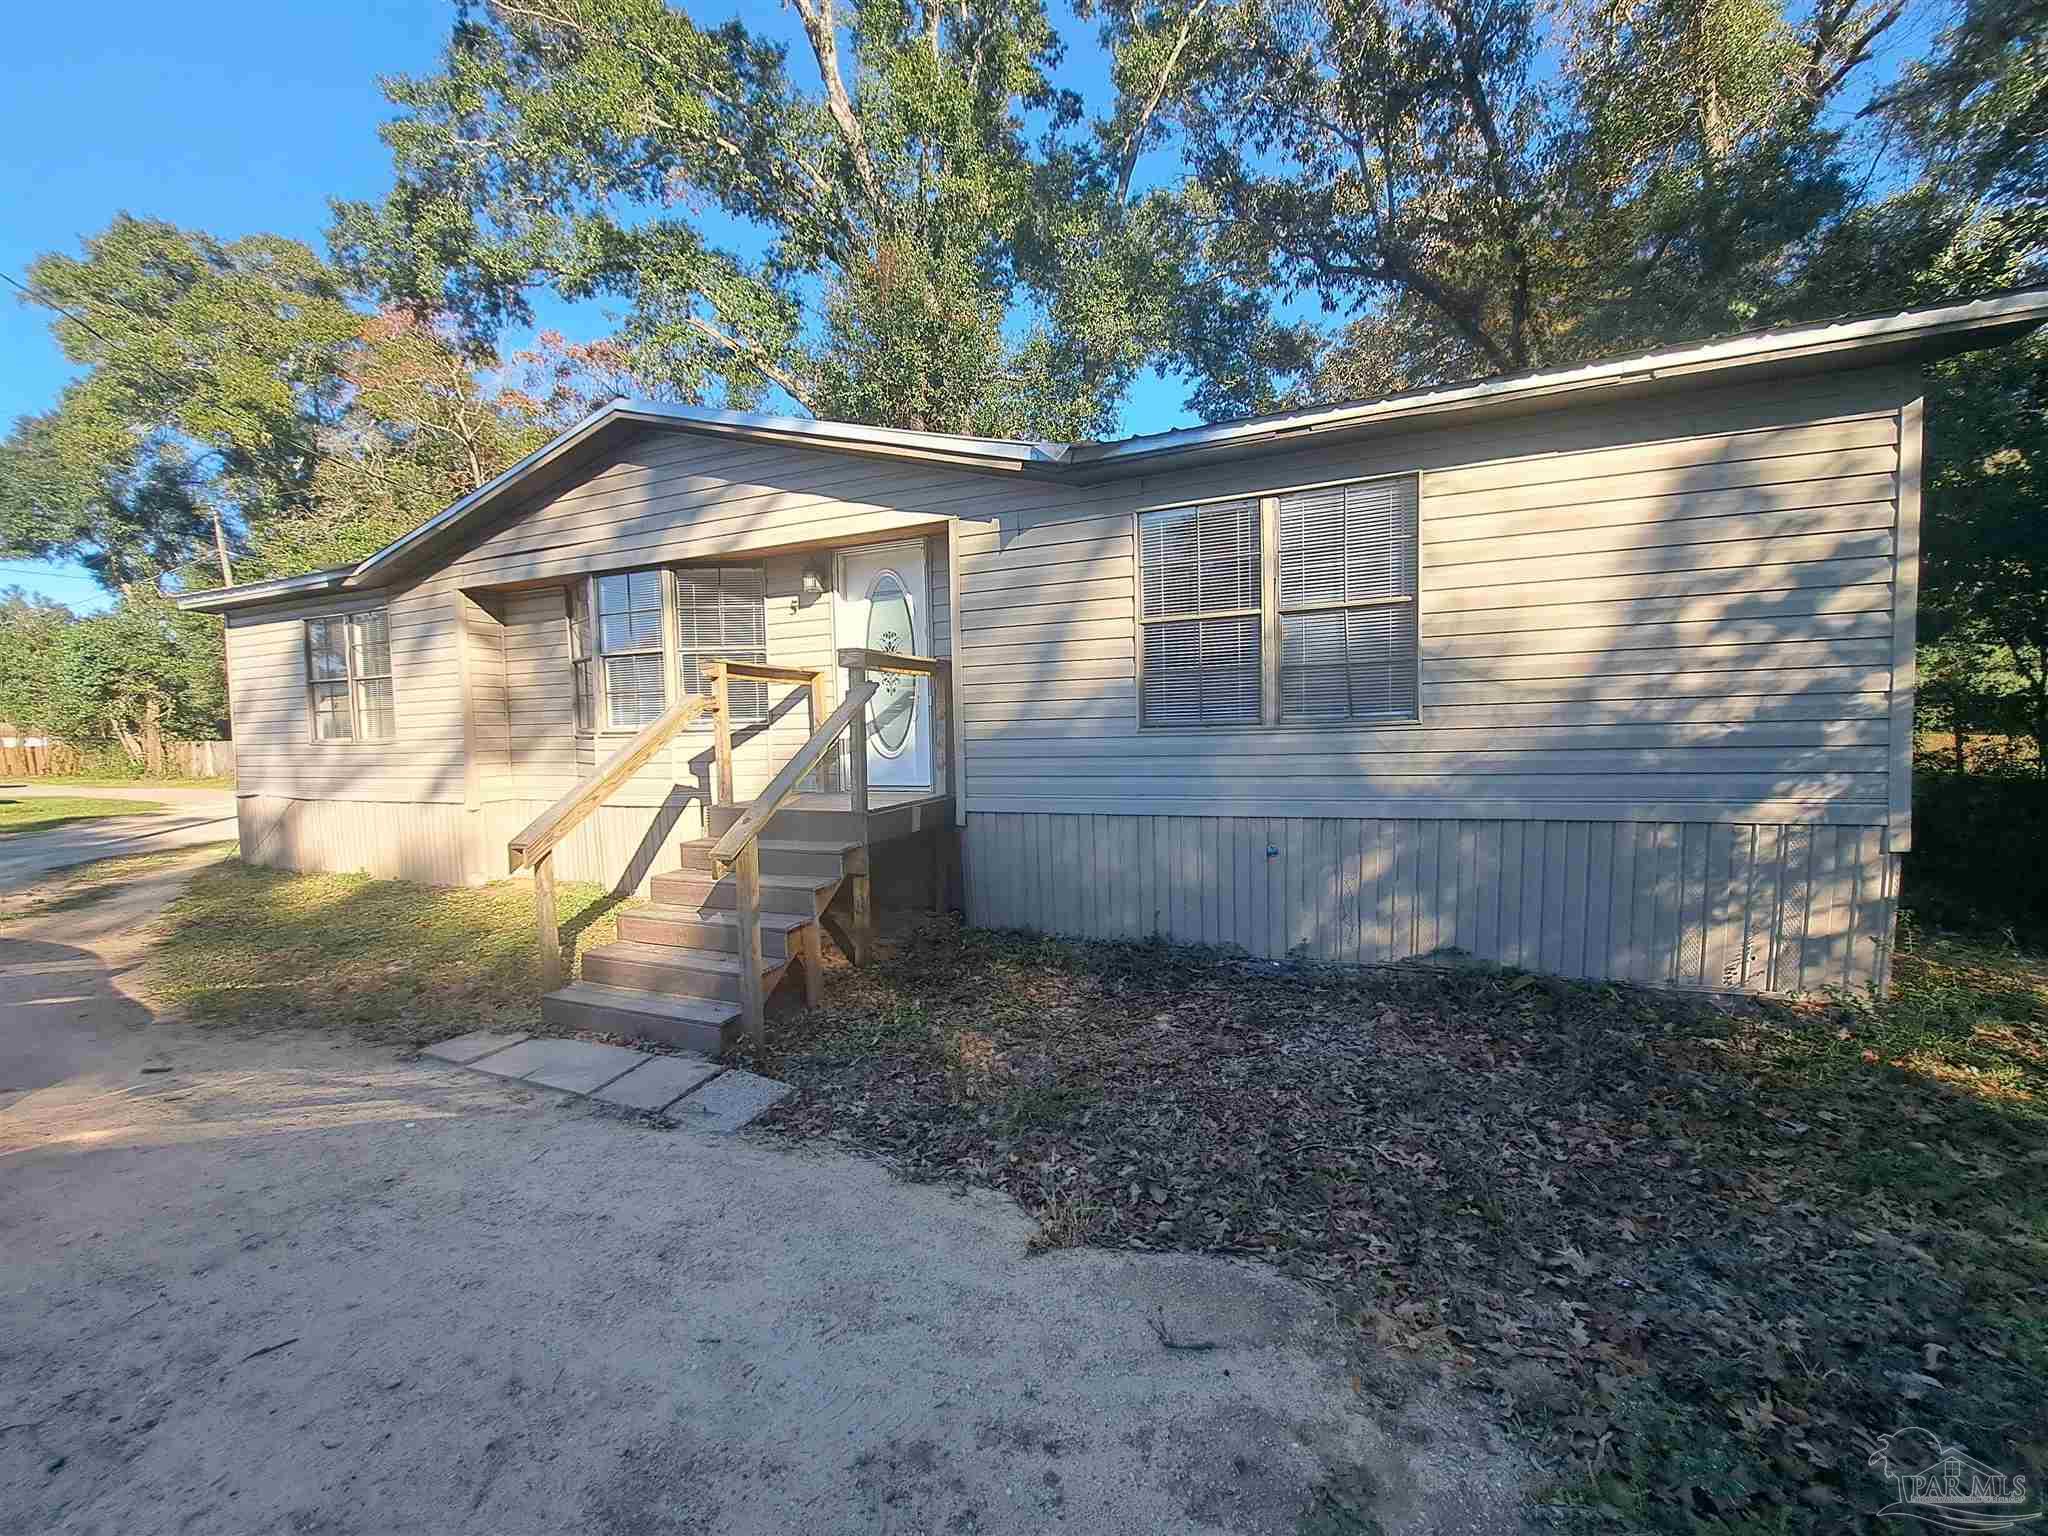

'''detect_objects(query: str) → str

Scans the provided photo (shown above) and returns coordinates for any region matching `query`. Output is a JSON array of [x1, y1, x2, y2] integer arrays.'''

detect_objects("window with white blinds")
[[594, 570, 667, 730], [1138, 499, 1261, 727], [675, 566, 768, 723], [1276, 477, 1419, 722]]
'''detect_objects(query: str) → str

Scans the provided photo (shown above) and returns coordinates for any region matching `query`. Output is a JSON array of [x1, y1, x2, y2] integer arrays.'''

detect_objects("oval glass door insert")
[[865, 570, 916, 756]]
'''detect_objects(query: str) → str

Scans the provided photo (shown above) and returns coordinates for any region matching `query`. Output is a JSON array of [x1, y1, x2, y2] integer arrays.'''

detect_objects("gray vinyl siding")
[[950, 370, 1916, 826], [225, 574, 470, 807], [963, 811, 1896, 993], [441, 429, 972, 587]]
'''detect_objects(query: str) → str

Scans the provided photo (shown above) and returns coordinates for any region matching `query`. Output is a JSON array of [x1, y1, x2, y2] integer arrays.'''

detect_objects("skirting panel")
[[962, 812, 1897, 995], [237, 796, 479, 886], [238, 794, 711, 895]]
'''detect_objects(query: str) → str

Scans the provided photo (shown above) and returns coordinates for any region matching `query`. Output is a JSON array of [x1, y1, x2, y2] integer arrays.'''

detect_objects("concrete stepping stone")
[[422, 1031, 529, 1065], [467, 1037, 647, 1095], [422, 1031, 791, 1129], [595, 1055, 723, 1113], [664, 1069, 793, 1133]]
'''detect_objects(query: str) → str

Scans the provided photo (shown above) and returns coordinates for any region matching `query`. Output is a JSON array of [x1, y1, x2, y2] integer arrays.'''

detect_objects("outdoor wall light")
[[800, 561, 830, 600]]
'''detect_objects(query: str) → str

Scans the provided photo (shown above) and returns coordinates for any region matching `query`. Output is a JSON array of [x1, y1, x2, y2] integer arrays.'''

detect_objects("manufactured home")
[[179, 291, 2048, 1046]]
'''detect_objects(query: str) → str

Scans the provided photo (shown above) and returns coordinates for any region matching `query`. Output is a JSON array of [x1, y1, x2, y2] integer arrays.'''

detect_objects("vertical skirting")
[[234, 793, 708, 897], [962, 812, 1894, 995], [236, 796, 478, 886]]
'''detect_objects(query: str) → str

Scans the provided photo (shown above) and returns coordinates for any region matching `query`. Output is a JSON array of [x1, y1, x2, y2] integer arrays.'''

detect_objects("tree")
[[1876, 0, 2046, 205], [329, 0, 1175, 439], [1104, 0, 1905, 405], [0, 589, 226, 772], [0, 215, 361, 587], [240, 311, 567, 579], [0, 589, 74, 745]]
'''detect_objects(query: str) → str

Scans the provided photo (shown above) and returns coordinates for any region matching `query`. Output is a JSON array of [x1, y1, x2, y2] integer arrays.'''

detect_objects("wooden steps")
[[616, 905, 811, 959], [541, 981, 741, 1056], [542, 834, 854, 1053]]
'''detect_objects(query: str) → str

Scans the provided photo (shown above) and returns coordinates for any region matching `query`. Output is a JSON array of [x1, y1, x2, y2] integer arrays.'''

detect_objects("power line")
[[0, 564, 102, 582], [0, 268, 126, 353]]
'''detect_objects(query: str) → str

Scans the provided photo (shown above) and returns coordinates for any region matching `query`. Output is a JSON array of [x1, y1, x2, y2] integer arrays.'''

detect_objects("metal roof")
[[178, 285, 2048, 612]]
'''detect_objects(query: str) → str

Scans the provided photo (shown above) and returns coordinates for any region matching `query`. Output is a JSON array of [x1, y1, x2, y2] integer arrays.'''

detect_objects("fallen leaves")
[[751, 915, 2048, 1534]]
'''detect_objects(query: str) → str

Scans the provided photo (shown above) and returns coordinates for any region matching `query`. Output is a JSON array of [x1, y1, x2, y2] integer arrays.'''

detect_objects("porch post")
[[846, 658, 872, 963], [710, 662, 734, 805], [534, 850, 563, 990], [734, 839, 766, 1048]]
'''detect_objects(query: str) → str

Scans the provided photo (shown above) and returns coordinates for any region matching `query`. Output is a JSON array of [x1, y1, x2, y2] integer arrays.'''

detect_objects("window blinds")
[[1276, 478, 1418, 722], [1138, 499, 1261, 727], [596, 570, 666, 729], [676, 566, 768, 722]]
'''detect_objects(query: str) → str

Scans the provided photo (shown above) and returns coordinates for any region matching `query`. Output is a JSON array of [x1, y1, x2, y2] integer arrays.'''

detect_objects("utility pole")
[[211, 508, 234, 587]]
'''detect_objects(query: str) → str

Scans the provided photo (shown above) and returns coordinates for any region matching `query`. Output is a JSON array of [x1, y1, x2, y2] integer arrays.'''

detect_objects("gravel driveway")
[[0, 857, 1530, 1535]]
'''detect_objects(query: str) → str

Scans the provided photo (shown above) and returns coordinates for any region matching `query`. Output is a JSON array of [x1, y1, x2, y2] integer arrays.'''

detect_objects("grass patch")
[[0, 795, 167, 834], [8, 774, 235, 791], [144, 859, 638, 1047], [0, 842, 237, 922], [750, 917, 2048, 1534]]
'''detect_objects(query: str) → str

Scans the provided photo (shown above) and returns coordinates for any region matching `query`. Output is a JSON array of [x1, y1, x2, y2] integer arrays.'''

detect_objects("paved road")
[[0, 783, 239, 888], [0, 859, 1530, 1535]]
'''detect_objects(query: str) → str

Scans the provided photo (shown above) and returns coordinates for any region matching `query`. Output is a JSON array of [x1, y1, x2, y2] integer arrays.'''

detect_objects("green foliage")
[[1095, 0, 1905, 402], [0, 215, 360, 585], [0, 586, 225, 769], [0, 588, 73, 740], [329, 0, 1173, 438], [1880, 0, 2047, 204], [238, 311, 565, 581]]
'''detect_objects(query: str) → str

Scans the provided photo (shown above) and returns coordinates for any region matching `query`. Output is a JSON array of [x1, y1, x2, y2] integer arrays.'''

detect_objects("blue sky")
[[1, 2, 1937, 613], [0, 0, 1197, 614]]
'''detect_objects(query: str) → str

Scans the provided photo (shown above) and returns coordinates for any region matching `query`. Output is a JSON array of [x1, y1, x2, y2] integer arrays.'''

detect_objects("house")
[[178, 289, 2048, 1045]]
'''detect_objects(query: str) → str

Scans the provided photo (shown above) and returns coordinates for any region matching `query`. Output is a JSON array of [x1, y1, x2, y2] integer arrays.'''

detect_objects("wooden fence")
[[0, 738, 235, 779]]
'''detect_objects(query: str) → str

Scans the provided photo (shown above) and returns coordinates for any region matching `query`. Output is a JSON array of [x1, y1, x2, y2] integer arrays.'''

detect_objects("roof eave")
[[174, 567, 352, 613], [1062, 291, 2048, 479]]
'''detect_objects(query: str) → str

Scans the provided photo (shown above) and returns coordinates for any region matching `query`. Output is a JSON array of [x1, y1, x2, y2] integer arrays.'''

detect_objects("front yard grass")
[[144, 857, 635, 1046], [749, 916, 2048, 1535], [0, 795, 168, 834]]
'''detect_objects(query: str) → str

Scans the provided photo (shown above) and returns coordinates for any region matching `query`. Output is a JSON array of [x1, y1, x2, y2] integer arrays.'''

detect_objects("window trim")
[[302, 606, 397, 745], [569, 568, 672, 737], [569, 564, 772, 738], [1132, 472, 1423, 732]]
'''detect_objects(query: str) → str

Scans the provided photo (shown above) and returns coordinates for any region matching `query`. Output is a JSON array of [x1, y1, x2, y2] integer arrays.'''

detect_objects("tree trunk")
[[142, 698, 166, 778]]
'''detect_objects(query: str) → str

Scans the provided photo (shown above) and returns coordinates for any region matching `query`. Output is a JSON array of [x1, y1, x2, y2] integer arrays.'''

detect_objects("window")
[[592, 570, 667, 730], [1137, 498, 1262, 727], [304, 610, 395, 742], [568, 581, 597, 733], [1135, 475, 1419, 728], [675, 566, 768, 724], [1277, 477, 1418, 721]]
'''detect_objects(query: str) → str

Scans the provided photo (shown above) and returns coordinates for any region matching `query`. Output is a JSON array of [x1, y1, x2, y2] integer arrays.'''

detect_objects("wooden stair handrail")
[[715, 658, 826, 685], [710, 680, 878, 872], [709, 677, 877, 1052], [509, 693, 714, 875], [836, 646, 946, 678]]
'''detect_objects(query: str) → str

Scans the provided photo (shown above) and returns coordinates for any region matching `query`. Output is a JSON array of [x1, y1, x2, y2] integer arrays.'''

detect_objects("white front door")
[[836, 541, 933, 790]]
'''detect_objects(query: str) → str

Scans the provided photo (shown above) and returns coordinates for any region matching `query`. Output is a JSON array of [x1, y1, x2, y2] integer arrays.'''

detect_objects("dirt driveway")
[[0, 857, 1530, 1535], [0, 783, 239, 887]]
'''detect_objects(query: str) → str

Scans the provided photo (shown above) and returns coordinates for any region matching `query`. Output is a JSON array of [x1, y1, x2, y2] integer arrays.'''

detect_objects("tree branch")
[[788, 0, 887, 221], [1116, 1, 1213, 206]]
